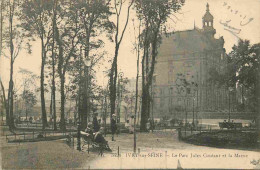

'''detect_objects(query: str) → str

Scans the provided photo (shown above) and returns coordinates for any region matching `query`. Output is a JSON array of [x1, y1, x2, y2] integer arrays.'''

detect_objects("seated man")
[[94, 127, 111, 151], [85, 126, 94, 140], [81, 123, 94, 143]]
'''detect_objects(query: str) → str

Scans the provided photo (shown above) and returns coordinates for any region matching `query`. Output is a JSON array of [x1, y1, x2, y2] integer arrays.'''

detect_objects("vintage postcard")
[[0, 0, 259, 169]]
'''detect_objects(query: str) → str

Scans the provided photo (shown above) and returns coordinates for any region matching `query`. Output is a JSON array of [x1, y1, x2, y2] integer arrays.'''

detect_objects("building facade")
[[153, 4, 230, 119]]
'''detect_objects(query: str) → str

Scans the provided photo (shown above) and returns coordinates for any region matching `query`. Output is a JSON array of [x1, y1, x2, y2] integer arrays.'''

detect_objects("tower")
[[202, 3, 216, 36]]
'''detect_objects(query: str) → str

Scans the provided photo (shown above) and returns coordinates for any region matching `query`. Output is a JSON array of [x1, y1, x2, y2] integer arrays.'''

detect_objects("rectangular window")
[[160, 89, 163, 96], [160, 98, 164, 107], [187, 88, 191, 94]]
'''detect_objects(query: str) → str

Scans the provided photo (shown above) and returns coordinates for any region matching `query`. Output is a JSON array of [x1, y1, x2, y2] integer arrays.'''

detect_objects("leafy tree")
[[51, 0, 81, 131], [49, 0, 58, 130], [208, 40, 260, 122], [21, 90, 37, 120], [18, 68, 38, 120], [229, 40, 260, 113], [135, 0, 184, 131], [20, 0, 54, 129], [1, 0, 26, 130], [76, 0, 113, 129], [61, 0, 113, 130]]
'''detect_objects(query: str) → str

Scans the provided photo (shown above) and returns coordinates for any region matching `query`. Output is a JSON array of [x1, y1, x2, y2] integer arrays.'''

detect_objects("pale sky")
[[1, 0, 260, 91]]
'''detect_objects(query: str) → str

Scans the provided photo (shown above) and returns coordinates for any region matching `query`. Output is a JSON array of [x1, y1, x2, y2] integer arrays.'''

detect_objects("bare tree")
[[109, 0, 134, 126]]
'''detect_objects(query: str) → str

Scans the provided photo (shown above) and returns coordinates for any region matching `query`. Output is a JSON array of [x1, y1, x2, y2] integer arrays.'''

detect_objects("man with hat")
[[111, 114, 117, 141]]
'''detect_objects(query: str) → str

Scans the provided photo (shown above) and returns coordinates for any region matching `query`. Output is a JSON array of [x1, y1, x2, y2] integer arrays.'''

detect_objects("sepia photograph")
[[0, 0, 259, 169]]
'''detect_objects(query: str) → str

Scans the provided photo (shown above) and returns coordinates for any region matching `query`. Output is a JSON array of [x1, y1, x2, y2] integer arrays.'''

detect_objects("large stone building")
[[153, 3, 230, 119]]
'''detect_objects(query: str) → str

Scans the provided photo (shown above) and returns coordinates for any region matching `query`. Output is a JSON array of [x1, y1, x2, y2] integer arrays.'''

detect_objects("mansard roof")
[[158, 28, 224, 58]]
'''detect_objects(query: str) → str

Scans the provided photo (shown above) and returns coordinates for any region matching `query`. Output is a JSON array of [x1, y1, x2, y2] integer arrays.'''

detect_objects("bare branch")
[[118, 0, 134, 45]]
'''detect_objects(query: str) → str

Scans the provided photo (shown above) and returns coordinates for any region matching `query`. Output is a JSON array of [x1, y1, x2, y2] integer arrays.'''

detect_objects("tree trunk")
[[0, 80, 9, 125], [8, 7, 15, 130], [56, 36, 66, 131], [60, 74, 66, 131], [134, 20, 141, 152], [78, 55, 83, 124], [140, 86, 149, 131], [50, 91, 52, 117], [109, 45, 119, 121], [53, 14, 66, 131], [52, 75, 57, 130], [140, 21, 161, 131], [40, 38, 48, 129], [51, 1, 57, 130], [8, 79, 15, 130]]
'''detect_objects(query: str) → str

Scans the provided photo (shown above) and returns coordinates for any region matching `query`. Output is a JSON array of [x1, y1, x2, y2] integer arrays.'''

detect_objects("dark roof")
[[203, 3, 213, 21], [203, 11, 213, 21], [158, 28, 224, 58]]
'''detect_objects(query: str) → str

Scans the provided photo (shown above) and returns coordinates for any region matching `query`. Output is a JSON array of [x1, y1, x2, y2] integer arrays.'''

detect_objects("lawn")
[[1, 140, 97, 169]]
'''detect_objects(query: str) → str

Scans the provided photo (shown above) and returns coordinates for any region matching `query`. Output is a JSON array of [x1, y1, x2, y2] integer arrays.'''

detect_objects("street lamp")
[[84, 57, 91, 67], [228, 87, 233, 122], [192, 96, 195, 126], [170, 87, 173, 117], [117, 72, 124, 124], [77, 121, 81, 151], [83, 57, 91, 129]]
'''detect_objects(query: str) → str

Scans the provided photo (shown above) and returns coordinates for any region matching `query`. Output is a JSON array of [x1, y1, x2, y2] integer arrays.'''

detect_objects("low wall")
[[155, 111, 257, 120]]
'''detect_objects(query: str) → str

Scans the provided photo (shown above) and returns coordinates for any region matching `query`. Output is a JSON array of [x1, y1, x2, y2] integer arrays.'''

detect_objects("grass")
[[1, 140, 97, 169], [183, 130, 259, 150]]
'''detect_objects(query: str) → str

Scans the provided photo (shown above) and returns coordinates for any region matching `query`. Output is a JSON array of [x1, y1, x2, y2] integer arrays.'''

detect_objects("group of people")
[[82, 113, 118, 151]]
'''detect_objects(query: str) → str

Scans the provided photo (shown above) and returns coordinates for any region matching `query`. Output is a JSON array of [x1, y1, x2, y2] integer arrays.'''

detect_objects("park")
[[0, 0, 259, 169]]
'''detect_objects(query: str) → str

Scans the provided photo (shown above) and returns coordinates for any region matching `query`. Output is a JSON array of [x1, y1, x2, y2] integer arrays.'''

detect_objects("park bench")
[[80, 131, 111, 154], [80, 131, 99, 149], [233, 123, 242, 129], [219, 122, 242, 129]]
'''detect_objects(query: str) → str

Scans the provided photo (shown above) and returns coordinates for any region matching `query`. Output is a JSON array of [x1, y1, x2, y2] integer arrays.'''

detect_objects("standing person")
[[111, 114, 117, 141], [93, 113, 100, 133]]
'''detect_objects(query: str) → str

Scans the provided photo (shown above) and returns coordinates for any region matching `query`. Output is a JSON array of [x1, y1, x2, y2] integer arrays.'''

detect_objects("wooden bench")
[[80, 131, 110, 155], [219, 122, 243, 129]]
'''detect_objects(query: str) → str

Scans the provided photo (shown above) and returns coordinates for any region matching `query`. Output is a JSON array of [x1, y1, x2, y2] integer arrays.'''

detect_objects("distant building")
[[153, 3, 229, 119]]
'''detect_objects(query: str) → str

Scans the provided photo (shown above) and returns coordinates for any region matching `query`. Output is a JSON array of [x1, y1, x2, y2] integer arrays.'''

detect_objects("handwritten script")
[[220, 2, 254, 39]]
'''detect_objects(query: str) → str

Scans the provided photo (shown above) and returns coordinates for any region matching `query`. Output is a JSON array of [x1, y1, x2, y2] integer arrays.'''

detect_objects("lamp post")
[[196, 88, 198, 125], [83, 57, 91, 129], [228, 87, 233, 122], [192, 96, 195, 126], [117, 72, 124, 124], [77, 121, 81, 151], [170, 87, 173, 119], [102, 71, 108, 136]]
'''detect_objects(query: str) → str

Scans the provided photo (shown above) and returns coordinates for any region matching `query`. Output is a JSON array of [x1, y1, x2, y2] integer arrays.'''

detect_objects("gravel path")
[[84, 130, 260, 169]]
